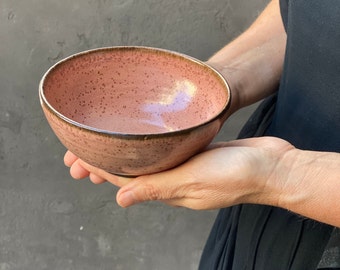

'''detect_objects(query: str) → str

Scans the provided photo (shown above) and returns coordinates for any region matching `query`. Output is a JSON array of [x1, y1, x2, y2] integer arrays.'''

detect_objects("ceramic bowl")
[[39, 46, 231, 176]]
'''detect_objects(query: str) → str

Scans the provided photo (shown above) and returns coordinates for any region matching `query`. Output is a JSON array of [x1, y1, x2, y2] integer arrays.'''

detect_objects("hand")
[[64, 137, 294, 210]]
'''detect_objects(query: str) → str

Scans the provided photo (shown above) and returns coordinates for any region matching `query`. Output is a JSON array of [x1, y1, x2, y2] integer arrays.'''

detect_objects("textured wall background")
[[0, 0, 268, 269]]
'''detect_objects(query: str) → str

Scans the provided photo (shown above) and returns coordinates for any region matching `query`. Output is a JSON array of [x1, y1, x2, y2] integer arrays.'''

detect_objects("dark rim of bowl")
[[39, 46, 231, 139]]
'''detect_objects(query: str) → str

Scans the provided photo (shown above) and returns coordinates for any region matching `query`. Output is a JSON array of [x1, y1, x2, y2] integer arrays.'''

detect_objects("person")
[[64, 0, 340, 268]]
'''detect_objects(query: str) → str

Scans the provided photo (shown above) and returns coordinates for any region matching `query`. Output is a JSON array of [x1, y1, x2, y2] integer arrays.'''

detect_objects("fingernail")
[[118, 191, 135, 208]]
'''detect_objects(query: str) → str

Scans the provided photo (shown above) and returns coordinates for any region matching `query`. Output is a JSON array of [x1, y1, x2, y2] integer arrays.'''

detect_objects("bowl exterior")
[[42, 102, 222, 176]]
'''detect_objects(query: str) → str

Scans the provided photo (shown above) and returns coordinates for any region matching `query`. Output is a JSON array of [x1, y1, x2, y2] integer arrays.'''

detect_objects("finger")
[[89, 173, 107, 184], [78, 160, 132, 187], [70, 159, 90, 179], [64, 151, 78, 167]]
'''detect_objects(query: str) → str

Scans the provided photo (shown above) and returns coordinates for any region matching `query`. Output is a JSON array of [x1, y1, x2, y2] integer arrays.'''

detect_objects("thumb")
[[116, 172, 186, 207]]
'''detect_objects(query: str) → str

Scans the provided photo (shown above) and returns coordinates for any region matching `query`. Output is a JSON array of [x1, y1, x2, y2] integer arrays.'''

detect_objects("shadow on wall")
[[0, 0, 268, 269]]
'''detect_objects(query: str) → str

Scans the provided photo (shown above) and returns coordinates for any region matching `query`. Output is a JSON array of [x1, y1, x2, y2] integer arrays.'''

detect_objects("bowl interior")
[[41, 47, 229, 134]]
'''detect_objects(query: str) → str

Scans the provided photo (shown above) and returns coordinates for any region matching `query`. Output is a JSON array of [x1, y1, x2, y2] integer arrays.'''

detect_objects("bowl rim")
[[39, 46, 231, 139]]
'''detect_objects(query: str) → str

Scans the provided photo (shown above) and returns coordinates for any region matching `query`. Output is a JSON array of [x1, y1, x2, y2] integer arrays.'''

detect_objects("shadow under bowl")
[[39, 46, 231, 176]]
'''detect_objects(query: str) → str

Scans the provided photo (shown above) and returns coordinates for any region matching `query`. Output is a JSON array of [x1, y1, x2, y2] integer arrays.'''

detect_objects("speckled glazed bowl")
[[39, 46, 231, 176]]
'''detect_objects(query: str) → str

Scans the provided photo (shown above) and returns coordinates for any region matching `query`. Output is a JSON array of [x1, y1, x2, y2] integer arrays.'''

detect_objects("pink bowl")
[[39, 46, 231, 176]]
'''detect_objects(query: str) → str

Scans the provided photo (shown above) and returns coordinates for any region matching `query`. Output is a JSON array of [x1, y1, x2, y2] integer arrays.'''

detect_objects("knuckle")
[[144, 183, 162, 200], [136, 177, 164, 201]]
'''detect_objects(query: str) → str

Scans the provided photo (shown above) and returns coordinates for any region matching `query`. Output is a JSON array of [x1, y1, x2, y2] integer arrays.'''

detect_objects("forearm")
[[207, 0, 286, 113], [273, 149, 340, 227]]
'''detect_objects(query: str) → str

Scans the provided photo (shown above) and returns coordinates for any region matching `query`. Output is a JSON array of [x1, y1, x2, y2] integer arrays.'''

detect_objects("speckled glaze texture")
[[39, 47, 231, 176]]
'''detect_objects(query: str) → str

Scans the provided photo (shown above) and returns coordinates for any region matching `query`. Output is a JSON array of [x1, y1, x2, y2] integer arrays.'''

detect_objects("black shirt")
[[268, 0, 340, 152], [199, 1, 340, 269]]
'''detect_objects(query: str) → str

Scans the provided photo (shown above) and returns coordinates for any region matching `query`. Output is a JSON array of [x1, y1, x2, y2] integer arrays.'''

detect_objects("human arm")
[[65, 137, 340, 227], [207, 0, 286, 114]]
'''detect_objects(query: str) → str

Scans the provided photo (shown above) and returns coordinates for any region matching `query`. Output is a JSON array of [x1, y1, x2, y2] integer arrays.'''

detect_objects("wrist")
[[206, 61, 242, 114], [273, 147, 327, 214], [244, 140, 298, 208], [206, 33, 286, 115], [270, 148, 301, 209]]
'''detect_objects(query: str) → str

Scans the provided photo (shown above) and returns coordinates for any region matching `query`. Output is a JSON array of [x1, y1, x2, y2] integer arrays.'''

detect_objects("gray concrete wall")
[[0, 0, 268, 269]]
